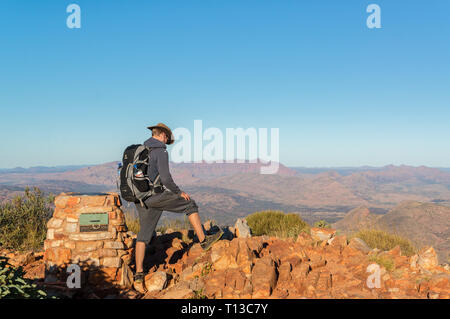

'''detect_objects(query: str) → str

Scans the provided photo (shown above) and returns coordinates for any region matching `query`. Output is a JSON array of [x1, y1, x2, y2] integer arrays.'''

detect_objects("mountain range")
[[1, 160, 449, 261], [1, 161, 450, 219], [333, 202, 450, 263]]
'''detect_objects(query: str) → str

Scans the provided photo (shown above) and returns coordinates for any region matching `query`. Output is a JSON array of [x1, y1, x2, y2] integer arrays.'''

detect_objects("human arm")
[[155, 148, 182, 194]]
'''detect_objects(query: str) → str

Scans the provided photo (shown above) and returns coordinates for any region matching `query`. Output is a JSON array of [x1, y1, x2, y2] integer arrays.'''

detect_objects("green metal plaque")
[[79, 213, 109, 232]]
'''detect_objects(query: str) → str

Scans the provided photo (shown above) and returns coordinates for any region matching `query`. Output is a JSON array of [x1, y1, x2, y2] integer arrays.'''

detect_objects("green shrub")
[[0, 256, 48, 299], [314, 220, 331, 228], [246, 210, 309, 238], [190, 288, 207, 299], [368, 255, 395, 271], [352, 229, 416, 256], [0, 187, 54, 251], [201, 262, 213, 277]]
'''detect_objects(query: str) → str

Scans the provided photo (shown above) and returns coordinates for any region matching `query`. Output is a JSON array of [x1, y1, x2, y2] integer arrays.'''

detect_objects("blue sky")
[[0, 0, 449, 168]]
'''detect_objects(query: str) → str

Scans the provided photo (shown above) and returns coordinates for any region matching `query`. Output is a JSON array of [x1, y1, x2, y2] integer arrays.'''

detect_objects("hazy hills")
[[333, 202, 450, 263], [1, 161, 449, 260], [1, 161, 450, 224]]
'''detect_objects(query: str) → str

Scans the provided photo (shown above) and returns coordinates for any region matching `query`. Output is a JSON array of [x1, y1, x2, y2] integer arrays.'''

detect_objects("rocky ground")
[[1, 224, 449, 299]]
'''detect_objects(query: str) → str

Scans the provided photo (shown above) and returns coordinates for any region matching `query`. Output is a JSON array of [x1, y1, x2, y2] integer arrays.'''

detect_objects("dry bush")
[[0, 187, 54, 251], [246, 210, 309, 238], [352, 229, 417, 256]]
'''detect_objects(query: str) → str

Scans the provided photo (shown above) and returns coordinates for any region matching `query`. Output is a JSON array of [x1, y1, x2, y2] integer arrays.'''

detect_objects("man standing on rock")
[[133, 123, 223, 293]]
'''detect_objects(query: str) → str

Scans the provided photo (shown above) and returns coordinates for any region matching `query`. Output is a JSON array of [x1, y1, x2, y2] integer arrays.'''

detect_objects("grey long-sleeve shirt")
[[143, 137, 181, 194]]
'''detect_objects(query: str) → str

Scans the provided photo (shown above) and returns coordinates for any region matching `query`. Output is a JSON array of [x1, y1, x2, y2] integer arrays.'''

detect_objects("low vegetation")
[[190, 288, 208, 299], [352, 229, 417, 256], [0, 187, 54, 251], [368, 254, 395, 271], [313, 220, 331, 228], [246, 210, 309, 238], [156, 217, 192, 234], [124, 213, 140, 235], [0, 256, 48, 299]]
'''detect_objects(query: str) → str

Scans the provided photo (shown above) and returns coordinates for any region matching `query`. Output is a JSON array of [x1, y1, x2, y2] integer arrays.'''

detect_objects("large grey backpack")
[[119, 144, 162, 207]]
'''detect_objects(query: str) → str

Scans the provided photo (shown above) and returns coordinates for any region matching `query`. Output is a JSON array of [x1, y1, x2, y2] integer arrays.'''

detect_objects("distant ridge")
[[332, 201, 450, 263], [1, 161, 450, 240], [291, 165, 450, 177], [333, 206, 379, 232], [0, 165, 89, 174]]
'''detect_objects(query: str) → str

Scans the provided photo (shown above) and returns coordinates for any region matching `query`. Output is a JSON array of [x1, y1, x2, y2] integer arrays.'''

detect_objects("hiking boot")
[[200, 229, 224, 251], [133, 272, 147, 294]]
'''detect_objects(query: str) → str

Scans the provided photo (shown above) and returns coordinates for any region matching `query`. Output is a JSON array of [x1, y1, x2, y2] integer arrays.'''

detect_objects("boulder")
[[310, 227, 336, 242], [251, 256, 277, 298], [145, 271, 168, 292], [235, 218, 251, 238], [347, 237, 371, 254], [9, 251, 35, 267], [328, 234, 348, 247], [119, 263, 134, 289], [417, 247, 439, 271]]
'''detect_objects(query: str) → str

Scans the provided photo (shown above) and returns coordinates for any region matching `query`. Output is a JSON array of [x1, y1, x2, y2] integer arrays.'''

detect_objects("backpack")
[[119, 144, 162, 207]]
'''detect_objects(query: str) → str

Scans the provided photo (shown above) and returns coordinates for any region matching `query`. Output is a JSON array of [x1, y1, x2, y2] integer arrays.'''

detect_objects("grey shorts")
[[135, 190, 198, 244]]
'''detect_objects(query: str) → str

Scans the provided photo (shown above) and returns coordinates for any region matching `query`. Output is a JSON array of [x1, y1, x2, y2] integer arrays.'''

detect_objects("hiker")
[[133, 123, 223, 293]]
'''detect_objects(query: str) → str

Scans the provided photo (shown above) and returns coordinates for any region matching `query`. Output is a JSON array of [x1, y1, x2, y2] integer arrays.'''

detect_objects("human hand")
[[180, 192, 190, 201]]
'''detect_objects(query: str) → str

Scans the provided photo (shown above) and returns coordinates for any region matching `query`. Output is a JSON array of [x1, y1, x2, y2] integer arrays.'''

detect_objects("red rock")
[[44, 247, 72, 264], [80, 195, 105, 207], [246, 237, 265, 255], [251, 256, 277, 298], [417, 247, 439, 271], [185, 243, 204, 265], [278, 262, 292, 282], [101, 267, 119, 281], [54, 195, 69, 208], [328, 235, 347, 247], [145, 271, 168, 292], [171, 237, 184, 250], [291, 263, 310, 281], [66, 196, 81, 207], [272, 287, 289, 298], [427, 273, 450, 296], [236, 239, 254, 274], [204, 272, 226, 298], [387, 245, 402, 257], [75, 240, 104, 252], [296, 232, 313, 246], [347, 238, 371, 254], [225, 268, 248, 292]]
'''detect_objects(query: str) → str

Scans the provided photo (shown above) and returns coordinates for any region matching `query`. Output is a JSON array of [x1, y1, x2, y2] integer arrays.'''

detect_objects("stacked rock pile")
[[44, 192, 134, 285]]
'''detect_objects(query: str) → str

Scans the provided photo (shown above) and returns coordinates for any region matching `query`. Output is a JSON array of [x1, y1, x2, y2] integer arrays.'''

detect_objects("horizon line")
[[1, 161, 449, 171]]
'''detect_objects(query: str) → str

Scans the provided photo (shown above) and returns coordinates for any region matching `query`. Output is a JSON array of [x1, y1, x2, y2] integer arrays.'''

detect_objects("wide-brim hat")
[[147, 122, 175, 145]]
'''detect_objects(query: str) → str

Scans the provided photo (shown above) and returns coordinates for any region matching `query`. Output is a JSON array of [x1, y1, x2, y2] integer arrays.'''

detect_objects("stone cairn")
[[44, 192, 134, 287]]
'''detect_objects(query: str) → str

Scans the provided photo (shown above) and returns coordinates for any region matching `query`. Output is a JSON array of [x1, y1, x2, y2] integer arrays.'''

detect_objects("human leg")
[[144, 191, 223, 249], [145, 191, 206, 241], [135, 204, 163, 273], [135, 241, 146, 273], [188, 212, 205, 243]]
